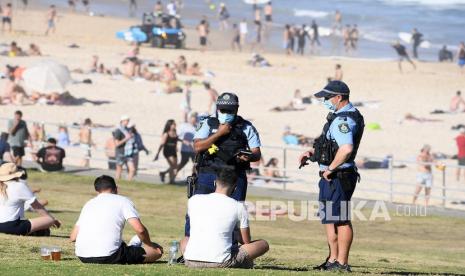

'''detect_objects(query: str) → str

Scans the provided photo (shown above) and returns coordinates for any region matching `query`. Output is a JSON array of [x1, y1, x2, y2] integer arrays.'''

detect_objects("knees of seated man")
[[142, 243, 163, 263], [241, 239, 269, 260]]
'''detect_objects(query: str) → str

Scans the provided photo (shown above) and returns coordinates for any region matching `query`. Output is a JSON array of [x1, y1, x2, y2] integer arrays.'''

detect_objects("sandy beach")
[[1, 8, 465, 207]]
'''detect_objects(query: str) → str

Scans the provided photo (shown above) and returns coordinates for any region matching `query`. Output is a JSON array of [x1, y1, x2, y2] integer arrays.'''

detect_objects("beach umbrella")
[[22, 60, 71, 93]]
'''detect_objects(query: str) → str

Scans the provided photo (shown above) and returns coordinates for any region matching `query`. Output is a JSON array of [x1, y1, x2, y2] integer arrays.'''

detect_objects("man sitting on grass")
[[181, 167, 269, 269], [70, 175, 163, 264], [36, 138, 66, 172]]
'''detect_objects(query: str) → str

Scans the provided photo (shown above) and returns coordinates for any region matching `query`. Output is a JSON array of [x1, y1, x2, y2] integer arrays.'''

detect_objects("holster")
[[186, 174, 197, 199], [320, 168, 360, 193]]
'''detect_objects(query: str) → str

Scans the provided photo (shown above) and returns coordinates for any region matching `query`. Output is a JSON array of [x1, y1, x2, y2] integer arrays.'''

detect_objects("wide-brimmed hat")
[[0, 163, 25, 182]]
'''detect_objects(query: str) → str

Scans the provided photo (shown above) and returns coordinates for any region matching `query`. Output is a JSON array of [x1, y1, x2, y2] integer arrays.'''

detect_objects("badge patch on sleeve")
[[338, 123, 350, 133]]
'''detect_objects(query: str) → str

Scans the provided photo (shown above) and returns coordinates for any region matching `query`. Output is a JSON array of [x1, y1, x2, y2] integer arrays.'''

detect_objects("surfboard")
[[243, 0, 269, 4], [116, 28, 147, 42], [398, 32, 431, 49]]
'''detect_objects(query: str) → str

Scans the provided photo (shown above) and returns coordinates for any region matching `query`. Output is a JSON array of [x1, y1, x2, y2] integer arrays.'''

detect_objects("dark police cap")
[[216, 92, 239, 110], [314, 80, 350, 98]]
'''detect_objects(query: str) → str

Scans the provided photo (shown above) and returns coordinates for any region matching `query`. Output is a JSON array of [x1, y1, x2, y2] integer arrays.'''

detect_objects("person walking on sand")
[[2, 3, 13, 33], [455, 127, 465, 182], [204, 82, 218, 115], [218, 3, 230, 31], [154, 120, 179, 184], [231, 23, 241, 52], [79, 118, 94, 168], [284, 24, 294, 55], [239, 19, 248, 49], [45, 5, 57, 36], [457, 42, 465, 74], [413, 145, 434, 206], [197, 19, 208, 52], [392, 40, 416, 72]]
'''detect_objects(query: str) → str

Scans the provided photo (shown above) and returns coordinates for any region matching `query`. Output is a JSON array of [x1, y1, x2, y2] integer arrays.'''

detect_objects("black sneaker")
[[176, 255, 185, 264], [326, 260, 341, 271], [313, 257, 330, 270], [338, 263, 352, 273], [159, 172, 166, 183]]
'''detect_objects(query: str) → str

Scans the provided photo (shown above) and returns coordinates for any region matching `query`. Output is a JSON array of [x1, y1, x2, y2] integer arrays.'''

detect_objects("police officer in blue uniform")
[[184, 92, 261, 237], [299, 81, 364, 272]]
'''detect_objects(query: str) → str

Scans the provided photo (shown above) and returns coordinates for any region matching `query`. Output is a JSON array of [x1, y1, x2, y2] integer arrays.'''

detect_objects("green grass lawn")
[[0, 172, 464, 275]]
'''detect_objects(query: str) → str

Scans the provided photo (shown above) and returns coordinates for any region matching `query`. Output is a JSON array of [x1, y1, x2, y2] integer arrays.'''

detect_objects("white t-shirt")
[[75, 193, 139, 258], [240, 22, 248, 35], [184, 193, 249, 263], [166, 3, 176, 16], [0, 180, 36, 223], [177, 122, 196, 153]]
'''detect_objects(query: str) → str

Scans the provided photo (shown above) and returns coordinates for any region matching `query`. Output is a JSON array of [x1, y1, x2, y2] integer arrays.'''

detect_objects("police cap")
[[314, 80, 350, 98], [216, 92, 239, 111]]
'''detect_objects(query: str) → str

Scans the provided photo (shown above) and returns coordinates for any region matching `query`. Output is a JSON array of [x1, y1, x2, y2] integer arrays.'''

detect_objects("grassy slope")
[[0, 172, 464, 275]]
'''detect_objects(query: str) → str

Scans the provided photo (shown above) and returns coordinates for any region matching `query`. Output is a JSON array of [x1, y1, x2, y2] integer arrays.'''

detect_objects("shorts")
[[12, 146, 25, 158], [200, 36, 207, 46], [265, 15, 272, 22], [2, 17, 11, 24], [163, 148, 177, 159], [78, 242, 146, 265], [116, 153, 133, 166], [417, 172, 433, 188], [458, 58, 465, 68], [318, 170, 357, 224], [48, 19, 55, 28], [80, 143, 91, 158], [185, 247, 253, 269], [0, 219, 31, 235], [459, 157, 465, 166]]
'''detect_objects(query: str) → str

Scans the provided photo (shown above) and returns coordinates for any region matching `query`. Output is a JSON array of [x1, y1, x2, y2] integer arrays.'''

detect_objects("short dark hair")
[[47, 137, 57, 144], [94, 175, 117, 192], [341, 94, 349, 101], [216, 167, 238, 189], [15, 110, 23, 117], [457, 90, 461, 96]]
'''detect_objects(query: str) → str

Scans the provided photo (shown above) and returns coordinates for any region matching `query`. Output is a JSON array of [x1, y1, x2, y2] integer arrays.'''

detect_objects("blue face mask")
[[323, 99, 337, 111], [218, 112, 235, 124]]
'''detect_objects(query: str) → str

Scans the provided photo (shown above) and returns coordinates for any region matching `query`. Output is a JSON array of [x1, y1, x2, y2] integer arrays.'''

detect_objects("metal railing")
[[1, 117, 465, 208]]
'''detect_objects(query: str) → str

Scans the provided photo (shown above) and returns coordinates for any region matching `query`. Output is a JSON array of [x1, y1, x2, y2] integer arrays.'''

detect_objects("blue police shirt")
[[193, 117, 261, 149], [319, 103, 358, 170]]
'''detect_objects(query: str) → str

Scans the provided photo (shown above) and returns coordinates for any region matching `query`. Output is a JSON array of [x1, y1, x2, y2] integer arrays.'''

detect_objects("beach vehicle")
[[141, 12, 186, 49], [116, 13, 186, 48]]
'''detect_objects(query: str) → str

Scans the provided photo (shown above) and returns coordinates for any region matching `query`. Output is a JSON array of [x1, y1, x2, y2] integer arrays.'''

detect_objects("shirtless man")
[[2, 3, 13, 33], [413, 145, 434, 206], [79, 118, 94, 167], [450, 90, 465, 113], [203, 82, 218, 115], [197, 20, 208, 52], [45, 5, 57, 35]]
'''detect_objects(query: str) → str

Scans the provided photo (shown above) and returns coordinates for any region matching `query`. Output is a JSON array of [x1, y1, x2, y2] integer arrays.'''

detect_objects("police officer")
[[299, 80, 364, 272], [183, 92, 261, 236]]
